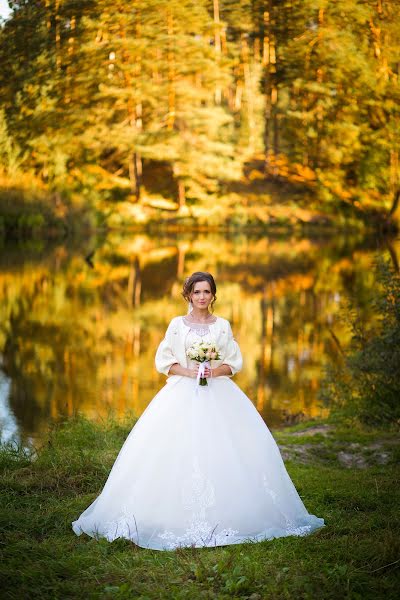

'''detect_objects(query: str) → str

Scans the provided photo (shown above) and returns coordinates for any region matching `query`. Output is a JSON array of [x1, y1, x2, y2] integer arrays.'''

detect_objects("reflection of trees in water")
[[0, 233, 398, 441], [2, 282, 99, 438]]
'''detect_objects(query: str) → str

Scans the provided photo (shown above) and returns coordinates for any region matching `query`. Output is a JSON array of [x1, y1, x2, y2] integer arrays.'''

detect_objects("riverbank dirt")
[[275, 423, 399, 469]]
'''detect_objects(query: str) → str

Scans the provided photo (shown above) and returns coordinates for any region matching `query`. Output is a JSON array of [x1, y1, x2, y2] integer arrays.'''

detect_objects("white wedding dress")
[[72, 319, 324, 550]]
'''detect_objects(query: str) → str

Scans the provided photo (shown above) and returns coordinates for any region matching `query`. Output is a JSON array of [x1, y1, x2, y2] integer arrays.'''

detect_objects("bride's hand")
[[187, 364, 212, 379], [202, 364, 212, 378], [187, 366, 199, 379], [196, 364, 212, 378]]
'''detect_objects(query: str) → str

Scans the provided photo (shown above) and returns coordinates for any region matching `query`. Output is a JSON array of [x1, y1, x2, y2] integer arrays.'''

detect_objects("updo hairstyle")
[[182, 272, 217, 312]]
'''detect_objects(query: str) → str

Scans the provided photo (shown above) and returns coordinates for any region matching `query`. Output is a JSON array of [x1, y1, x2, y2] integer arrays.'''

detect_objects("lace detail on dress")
[[102, 505, 140, 542], [282, 517, 313, 537], [157, 456, 240, 549], [181, 457, 215, 517], [182, 316, 217, 338], [262, 473, 312, 537], [157, 520, 240, 550]]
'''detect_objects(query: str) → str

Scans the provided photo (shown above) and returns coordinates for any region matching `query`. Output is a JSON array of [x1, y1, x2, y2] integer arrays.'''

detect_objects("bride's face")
[[190, 281, 213, 311]]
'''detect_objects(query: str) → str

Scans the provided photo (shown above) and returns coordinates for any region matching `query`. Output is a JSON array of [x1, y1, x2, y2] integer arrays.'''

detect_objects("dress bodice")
[[183, 317, 215, 367], [182, 317, 215, 348]]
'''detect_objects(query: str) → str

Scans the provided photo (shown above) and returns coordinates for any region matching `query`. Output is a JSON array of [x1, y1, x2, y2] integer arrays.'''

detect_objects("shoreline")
[[1, 176, 398, 241]]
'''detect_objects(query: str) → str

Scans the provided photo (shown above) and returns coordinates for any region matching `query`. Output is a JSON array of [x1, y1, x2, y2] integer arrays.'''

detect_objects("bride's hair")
[[182, 272, 217, 312]]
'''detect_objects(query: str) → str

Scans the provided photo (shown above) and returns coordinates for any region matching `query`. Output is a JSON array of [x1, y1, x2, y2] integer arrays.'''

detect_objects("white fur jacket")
[[155, 315, 243, 381]]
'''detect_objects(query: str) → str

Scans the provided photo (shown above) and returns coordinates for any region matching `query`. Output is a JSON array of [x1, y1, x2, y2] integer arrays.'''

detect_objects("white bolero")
[[155, 315, 243, 380]]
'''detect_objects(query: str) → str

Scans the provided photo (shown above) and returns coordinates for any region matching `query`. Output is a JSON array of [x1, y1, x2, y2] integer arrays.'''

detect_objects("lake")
[[0, 230, 398, 444]]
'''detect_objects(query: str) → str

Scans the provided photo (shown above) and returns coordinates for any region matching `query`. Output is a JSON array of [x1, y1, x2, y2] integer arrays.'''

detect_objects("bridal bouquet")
[[186, 341, 221, 386]]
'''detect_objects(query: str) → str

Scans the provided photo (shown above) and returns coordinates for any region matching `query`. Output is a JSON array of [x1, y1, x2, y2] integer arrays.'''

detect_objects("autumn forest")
[[0, 0, 400, 231]]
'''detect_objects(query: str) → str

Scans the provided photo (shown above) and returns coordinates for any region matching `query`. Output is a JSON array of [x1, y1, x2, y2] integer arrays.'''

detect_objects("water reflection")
[[0, 231, 398, 443], [0, 370, 19, 444]]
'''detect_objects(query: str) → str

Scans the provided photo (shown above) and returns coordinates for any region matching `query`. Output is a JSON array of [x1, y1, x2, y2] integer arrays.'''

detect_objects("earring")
[[210, 296, 216, 313]]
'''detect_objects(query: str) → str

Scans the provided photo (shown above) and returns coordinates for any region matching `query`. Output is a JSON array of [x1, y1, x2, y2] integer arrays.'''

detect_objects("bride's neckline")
[[182, 315, 218, 325]]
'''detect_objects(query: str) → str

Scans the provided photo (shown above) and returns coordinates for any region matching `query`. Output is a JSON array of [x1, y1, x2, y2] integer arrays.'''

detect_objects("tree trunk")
[[65, 14, 76, 105], [55, 0, 61, 71], [242, 33, 255, 151], [263, 2, 276, 173], [178, 179, 186, 208], [128, 256, 142, 307], [272, 85, 279, 175], [213, 0, 222, 105], [315, 9, 324, 167], [167, 9, 175, 130], [128, 152, 142, 202], [386, 241, 399, 272], [119, 13, 142, 201], [389, 189, 400, 218], [390, 149, 399, 197]]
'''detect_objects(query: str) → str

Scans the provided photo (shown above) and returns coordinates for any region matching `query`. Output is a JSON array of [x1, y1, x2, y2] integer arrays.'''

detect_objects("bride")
[[72, 271, 324, 550]]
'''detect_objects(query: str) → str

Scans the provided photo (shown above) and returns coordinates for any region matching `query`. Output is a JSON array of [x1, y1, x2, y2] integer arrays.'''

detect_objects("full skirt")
[[72, 376, 324, 550]]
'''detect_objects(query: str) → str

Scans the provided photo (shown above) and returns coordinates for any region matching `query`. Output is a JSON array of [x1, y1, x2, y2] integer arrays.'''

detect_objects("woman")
[[72, 272, 324, 550]]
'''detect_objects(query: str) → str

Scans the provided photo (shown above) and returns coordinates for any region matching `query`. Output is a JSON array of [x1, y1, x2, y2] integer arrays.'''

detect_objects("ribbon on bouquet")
[[197, 361, 211, 383]]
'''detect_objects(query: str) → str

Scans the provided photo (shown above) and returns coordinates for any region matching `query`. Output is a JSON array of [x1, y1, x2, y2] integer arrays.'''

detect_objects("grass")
[[0, 416, 399, 599]]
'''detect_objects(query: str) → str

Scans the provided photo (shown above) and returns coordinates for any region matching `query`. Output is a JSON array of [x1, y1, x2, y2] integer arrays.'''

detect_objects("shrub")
[[320, 257, 400, 428]]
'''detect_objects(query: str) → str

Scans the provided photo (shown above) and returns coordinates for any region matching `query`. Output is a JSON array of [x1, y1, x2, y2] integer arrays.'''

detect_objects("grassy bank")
[[1, 417, 399, 599]]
